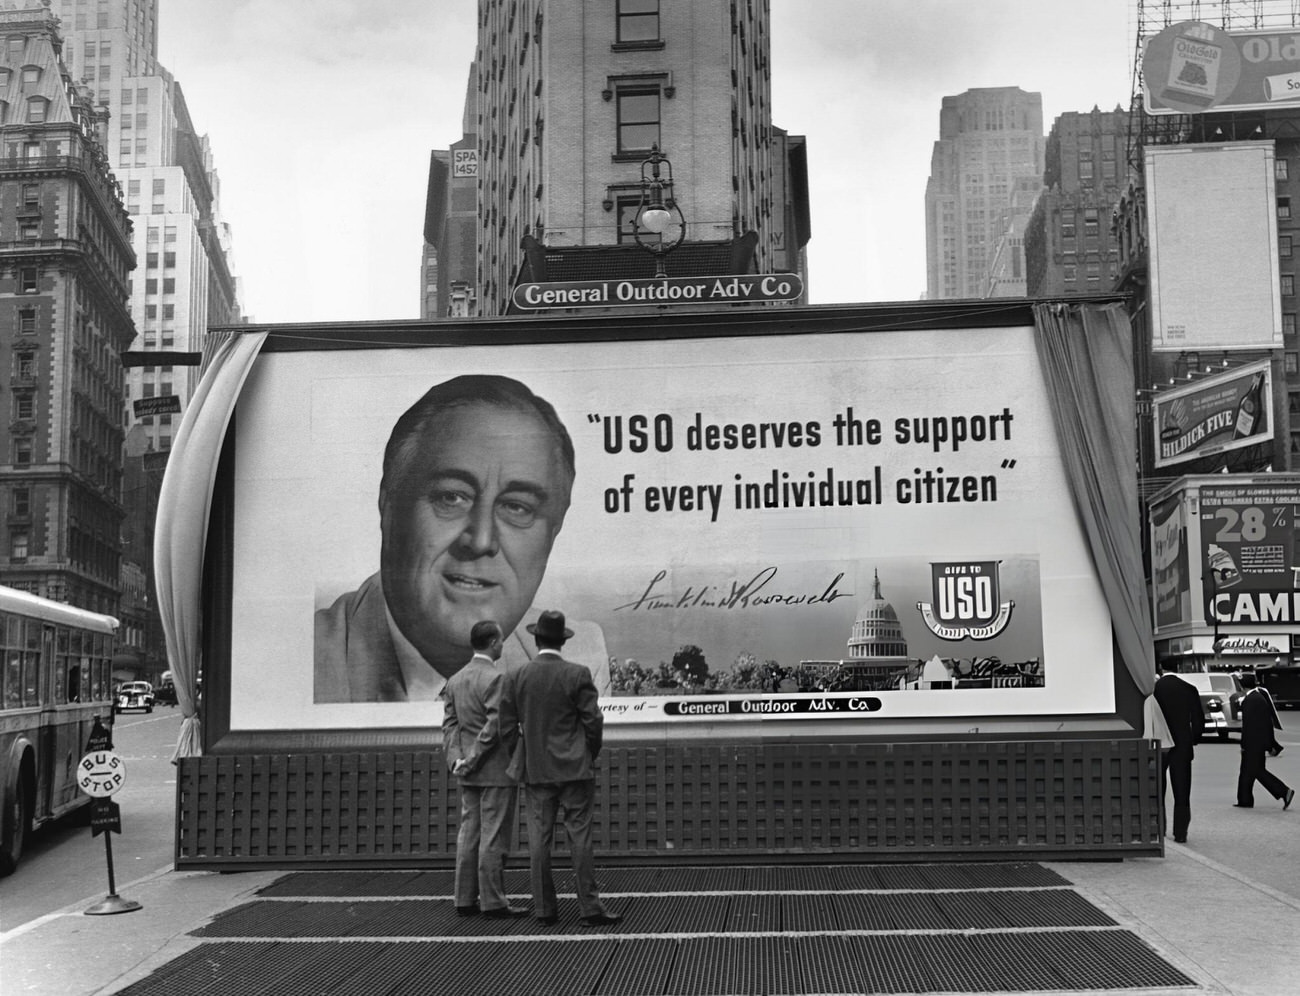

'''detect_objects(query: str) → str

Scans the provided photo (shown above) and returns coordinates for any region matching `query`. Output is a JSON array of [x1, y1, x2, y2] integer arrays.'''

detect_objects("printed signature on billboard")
[[613, 567, 854, 612]]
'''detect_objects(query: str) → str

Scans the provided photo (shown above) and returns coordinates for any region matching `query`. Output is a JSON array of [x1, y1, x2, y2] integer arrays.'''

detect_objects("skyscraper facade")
[[925, 87, 1044, 300], [1024, 106, 1128, 298], [0, 6, 134, 611], [469, 0, 804, 316], [51, 0, 241, 454]]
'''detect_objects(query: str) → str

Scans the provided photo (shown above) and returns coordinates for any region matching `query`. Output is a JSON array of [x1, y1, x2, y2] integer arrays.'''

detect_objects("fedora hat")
[[526, 609, 573, 643]]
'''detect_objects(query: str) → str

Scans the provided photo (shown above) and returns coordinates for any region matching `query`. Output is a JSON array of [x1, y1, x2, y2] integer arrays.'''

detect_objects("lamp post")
[[631, 145, 685, 278]]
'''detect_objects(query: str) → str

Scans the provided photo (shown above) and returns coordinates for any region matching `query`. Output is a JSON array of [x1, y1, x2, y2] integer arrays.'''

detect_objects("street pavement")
[[2, 738, 1298, 995]]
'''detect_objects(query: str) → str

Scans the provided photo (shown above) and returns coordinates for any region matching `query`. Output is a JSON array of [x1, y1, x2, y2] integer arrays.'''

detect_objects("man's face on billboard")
[[379, 401, 572, 673]]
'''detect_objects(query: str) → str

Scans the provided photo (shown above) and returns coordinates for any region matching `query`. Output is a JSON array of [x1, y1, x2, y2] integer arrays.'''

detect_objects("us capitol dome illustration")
[[800, 569, 915, 691]]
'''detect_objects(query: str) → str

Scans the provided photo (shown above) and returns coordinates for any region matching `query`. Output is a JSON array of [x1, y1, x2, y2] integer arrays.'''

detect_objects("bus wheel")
[[0, 775, 30, 877]]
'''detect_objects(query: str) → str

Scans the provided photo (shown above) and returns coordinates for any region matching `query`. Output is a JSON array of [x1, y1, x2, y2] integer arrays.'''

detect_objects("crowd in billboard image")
[[226, 327, 1115, 730]]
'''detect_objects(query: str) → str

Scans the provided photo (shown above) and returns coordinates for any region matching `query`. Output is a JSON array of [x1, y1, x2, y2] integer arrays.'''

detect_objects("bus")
[[0, 585, 117, 875]]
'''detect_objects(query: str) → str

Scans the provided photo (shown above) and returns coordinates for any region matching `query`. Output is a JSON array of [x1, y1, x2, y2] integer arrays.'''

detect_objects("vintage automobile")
[[114, 680, 154, 714], [1185, 671, 1244, 741]]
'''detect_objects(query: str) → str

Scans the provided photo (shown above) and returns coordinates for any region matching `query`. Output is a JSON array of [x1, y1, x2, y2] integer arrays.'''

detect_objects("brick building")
[[460, 0, 807, 316], [0, 5, 134, 613]]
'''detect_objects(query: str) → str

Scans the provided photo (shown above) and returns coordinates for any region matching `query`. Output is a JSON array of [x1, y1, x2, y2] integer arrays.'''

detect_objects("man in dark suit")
[[1153, 665, 1206, 843], [500, 609, 621, 928], [1236, 671, 1295, 810], [442, 620, 526, 918]]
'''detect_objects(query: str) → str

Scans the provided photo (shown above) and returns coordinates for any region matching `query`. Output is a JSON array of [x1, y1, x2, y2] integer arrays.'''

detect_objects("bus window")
[[22, 619, 40, 706], [4, 654, 19, 707], [90, 652, 103, 700], [54, 628, 68, 705]]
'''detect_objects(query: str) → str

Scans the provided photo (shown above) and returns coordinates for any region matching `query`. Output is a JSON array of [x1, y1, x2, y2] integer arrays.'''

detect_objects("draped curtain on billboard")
[[154, 330, 268, 759], [1032, 302, 1155, 696]]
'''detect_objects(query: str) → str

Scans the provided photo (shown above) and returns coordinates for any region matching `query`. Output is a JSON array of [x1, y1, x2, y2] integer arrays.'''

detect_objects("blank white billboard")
[[1146, 142, 1282, 352]]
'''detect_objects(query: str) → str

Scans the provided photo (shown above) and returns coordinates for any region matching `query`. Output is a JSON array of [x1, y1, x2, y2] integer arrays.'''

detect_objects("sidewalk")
[[3, 845, 1299, 996]]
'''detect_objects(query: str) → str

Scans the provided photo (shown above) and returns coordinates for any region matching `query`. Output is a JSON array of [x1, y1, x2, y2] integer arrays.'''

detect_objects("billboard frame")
[[190, 298, 1147, 757]]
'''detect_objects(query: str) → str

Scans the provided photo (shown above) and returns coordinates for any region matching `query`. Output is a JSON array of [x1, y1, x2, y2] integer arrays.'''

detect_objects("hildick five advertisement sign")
[[225, 323, 1115, 736]]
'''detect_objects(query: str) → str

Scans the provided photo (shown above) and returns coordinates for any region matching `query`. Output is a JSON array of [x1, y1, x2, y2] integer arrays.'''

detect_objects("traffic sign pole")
[[79, 717, 141, 915]]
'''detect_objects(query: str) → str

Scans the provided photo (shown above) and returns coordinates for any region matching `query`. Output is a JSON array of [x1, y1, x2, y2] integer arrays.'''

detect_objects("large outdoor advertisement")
[[1145, 144, 1281, 353], [1201, 480, 1300, 643], [1144, 20, 1300, 116], [225, 324, 1115, 733], [1150, 492, 1190, 632], [1152, 359, 1273, 469]]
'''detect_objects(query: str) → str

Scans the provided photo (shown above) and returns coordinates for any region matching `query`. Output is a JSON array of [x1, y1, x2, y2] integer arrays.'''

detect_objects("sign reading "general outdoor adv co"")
[[512, 274, 804, 310]]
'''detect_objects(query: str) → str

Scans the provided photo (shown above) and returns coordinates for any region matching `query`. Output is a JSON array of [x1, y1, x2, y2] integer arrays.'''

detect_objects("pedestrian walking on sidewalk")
[[500, 609, 622, 928], [1235, 671, 1295, 811], [443, 620, 528, 919], [1154, 665, 1205, 842]]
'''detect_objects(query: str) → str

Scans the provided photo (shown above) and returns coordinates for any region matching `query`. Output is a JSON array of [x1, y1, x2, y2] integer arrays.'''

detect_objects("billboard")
[[1150, 492, 1191, 631], [1145, 143, 1282, 353], [219, 320, 1117, 738], [1144, 20, 1300, 115], [1201, 479, 1300, 627], [1152, 359, 1273, 469]]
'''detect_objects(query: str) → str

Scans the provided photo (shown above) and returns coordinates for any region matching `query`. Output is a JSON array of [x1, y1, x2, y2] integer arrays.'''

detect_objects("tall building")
[[1024, 106, 1128, 298], [423, 66, 479, 320], [466, 0, 808, 316], [925, 87, 1044, 300], [983, 176, 1042, 298], [0, 5, 135, 613], [50, 0, 241, 454]]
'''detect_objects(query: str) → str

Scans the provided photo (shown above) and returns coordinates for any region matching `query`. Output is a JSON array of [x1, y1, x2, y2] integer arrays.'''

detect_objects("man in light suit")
[[501, 609, 621, 928], [442, 620, 526, 918], [1236, 671, 1295, 810], [1153, 664, 1205, 843], [314, 374, 610, 702]]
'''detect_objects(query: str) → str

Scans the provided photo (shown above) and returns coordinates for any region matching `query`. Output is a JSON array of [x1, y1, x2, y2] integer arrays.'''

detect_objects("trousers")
[[454, 783, 518, 911], [524, 779, 608, 919]]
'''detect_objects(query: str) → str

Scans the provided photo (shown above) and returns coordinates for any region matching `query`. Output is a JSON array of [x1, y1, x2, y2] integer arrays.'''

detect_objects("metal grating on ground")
[[196, 888, 1117, 939], [119, 931, 1196, 996], [115, 862, 1198, 996]]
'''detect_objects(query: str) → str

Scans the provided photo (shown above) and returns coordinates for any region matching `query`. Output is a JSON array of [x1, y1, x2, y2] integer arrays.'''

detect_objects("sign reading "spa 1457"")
[[512, 274, 804, 310]]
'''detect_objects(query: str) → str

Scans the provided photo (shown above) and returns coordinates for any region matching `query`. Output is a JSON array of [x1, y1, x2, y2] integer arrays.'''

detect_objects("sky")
[[155, 0, 1137, 324]]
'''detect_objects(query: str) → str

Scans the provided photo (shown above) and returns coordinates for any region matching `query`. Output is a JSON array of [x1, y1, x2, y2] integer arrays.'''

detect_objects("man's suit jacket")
[[442, 656, 516, 787], [1154, 672, 1205, 752], [1240, 685, 1283, 754], [314, 573, 612, 702], [502, 650, 603, 785]]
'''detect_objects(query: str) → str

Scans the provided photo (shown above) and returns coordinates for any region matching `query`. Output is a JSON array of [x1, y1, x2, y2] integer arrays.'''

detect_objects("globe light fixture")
[[632, 145, 685, 278]]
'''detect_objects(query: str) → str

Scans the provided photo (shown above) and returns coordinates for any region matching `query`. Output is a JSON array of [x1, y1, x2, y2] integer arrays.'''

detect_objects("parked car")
[[1184, 672, 1244, 740], [114, 680, 154, 714]]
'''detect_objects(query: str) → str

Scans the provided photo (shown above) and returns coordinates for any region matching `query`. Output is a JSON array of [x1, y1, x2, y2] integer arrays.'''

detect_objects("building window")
[[19, 268, 37, 294], [23, 141, 40, 160], [162, 303, 174, 320], [18, 309, 34, 335], [615, 196, 643, 243], [7, 37, 24, 62], [1279, 158, 1290, 181], [10, 529, 28, 560], [152, 178, 165, 196], [21, 183, 39, 207], [20, 66, 40, 87], [163, 251, 176, 268], [0, 69, 9, 88], [162, 278, 175, 294], [164, 226, 176, 243], [1280, 197, 1292, 220], [121, 87, 132, 104], [146, 251, 158, 268], [145, 278, 157, 294], [617, 0, 659, 43], [1288, 352, 1300, 376], [617, 88, 660, 154], [25, 98, 47, 124], [13, 440, 31, 467], [1287, 313, 1297, 337], [1284, 274, 1295, 297], [19, 221, 38, 242], [1284, 235, 1294, 259], [144, 304, 157, 319], [14, 395, 33, 421], [12, 488, 29, 518]]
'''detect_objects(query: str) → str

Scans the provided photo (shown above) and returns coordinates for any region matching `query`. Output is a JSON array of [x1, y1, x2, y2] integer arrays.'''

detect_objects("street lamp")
[[631, 145, 685, 278]]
